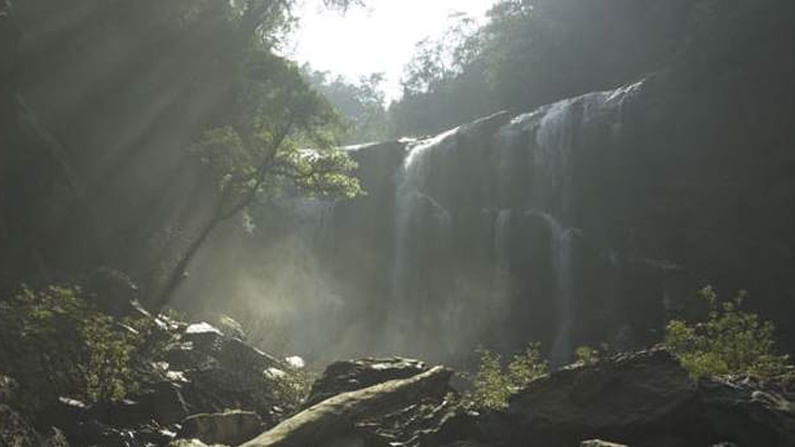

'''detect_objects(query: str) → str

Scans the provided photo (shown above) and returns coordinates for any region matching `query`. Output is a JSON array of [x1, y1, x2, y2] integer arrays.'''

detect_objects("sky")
[[286, 0, 496, 101]]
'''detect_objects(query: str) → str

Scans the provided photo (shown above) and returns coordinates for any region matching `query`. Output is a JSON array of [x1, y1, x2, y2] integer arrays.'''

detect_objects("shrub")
[[663, 286, 790, 379], [575, 345, 600, 365], [0, 285, 144, 407], [466, 343, 548, 410]]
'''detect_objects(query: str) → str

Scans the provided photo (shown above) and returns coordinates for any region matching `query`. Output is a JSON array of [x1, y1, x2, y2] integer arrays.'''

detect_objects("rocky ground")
[[1, 301, 793, 447]]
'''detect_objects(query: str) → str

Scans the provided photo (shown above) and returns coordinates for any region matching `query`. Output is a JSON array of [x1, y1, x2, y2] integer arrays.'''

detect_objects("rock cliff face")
[[249, 60, 795, 364]]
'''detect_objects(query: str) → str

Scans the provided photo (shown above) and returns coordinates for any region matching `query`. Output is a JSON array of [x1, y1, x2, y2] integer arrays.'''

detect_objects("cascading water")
[[525, 210, 575, 366], [244, 79, 648, 363], [292, 198, 336, 251], [494, 209, 512, 273], [533, 99, 576, 217], [389, 128, 457, 352], [486, 80, 644, 364]]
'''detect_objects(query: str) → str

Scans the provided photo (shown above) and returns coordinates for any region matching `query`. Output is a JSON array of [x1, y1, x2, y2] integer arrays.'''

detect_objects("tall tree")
[[303, 66, 389, 144], [155, 49, 361, 308]]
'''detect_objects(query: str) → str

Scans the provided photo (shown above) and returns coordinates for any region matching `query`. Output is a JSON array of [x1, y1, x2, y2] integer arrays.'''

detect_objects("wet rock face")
[[244, 53, 795, 363]]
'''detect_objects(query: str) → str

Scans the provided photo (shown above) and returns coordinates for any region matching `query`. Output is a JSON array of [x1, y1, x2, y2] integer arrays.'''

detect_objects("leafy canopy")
[[303, 66, 389, 144], [192, 50, 362, 222]]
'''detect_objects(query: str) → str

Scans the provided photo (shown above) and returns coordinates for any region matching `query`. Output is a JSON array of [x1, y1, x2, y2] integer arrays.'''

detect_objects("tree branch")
[[216, 116, 295, 222]]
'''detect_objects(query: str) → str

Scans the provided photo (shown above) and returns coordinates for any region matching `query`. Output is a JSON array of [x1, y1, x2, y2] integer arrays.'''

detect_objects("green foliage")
[[663, 286, 790, 379], [466, 343, 548, 410], [303, 67, 389, 144], [389, 0, 698, 136], [575, 345, 600, 365], [0, 285, 145, 407], [389, 12, 498, 137], [191, 50, 362, 219]]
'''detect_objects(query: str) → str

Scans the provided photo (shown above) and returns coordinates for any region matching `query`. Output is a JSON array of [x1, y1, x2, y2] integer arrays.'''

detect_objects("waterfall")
[[494, 209, 512, 272], [492, 209, 513, 304], [526, 210, 575, 366], [283, 79, 649, 362], [506, 81, 642, 364], [291, 198, 336, 252], [389, 127, 458, 350], [534, 99, 576, 217]]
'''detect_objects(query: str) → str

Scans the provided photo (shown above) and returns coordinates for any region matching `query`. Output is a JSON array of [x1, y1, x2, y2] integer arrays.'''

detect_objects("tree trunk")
[[152, 215, 219, 309]]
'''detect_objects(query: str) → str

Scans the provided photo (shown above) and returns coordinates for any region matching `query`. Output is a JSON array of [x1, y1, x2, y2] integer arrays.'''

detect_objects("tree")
[[303, 66, 389, 144], [153, 49, 361, 308], [389, 12, 498, 137], [388, 0, 693, 136]]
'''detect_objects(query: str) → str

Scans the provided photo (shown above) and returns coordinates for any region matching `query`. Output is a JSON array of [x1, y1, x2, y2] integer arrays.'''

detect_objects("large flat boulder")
[[486, 349, 698, 446], [306, 358, 428, 407], [240, 366, 455, 447], [480, 349, 795, 446]]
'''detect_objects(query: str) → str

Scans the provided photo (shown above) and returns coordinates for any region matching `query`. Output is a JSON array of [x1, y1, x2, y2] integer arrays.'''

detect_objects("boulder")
[[39, 428, 70, 447], [303, 357, 479, 446], [35, 397, 89, 435], [580, 441, 628, 447], [169, 440, 210, 447], [488, 349, 698, 446], [158, 327, 290, 422], [202, 313, 247, 340], [183, 322, 226, 352], [0, 374, 17, 404], [177, 410, 264, 446], [139, 381, 190, 426], [162, 341, 213, 371], [240, 366, 455, 447], [306, 358, 429, 407], [0, 404, 39, 447], [698, 376, 795, 446], [89, 381, 188, 427], [479, 349, 795, 446], [241, 359, 481, 447], [84, 268, 141, 318], [215, 338, 283, 374]]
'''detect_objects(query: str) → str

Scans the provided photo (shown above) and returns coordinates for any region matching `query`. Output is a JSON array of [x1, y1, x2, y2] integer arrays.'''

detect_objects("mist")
[[1, 1, 794, 445]]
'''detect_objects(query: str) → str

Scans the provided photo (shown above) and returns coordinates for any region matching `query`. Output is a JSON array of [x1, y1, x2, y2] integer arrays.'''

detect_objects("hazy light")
[[288, 0, 496, 101]]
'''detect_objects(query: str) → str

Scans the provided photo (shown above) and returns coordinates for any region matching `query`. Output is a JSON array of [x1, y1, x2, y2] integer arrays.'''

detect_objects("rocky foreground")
[[1, 311, 793, 447]]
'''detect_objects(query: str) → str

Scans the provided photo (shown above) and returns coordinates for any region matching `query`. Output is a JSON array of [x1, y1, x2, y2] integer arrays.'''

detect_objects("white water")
[[524, 210, 575, 366], [384, 81, 644, 360], [494, 209, 512, 272], [389, 127, 458, 351]]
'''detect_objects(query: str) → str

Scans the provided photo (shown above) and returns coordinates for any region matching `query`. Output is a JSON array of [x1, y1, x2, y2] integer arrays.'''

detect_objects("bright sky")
[[287, 0, 496, 102]]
